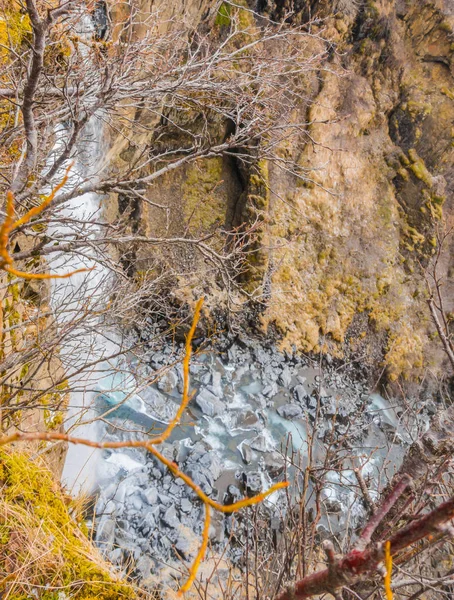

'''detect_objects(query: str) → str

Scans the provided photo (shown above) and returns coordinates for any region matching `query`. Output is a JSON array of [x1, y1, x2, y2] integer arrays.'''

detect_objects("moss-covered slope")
[[0, 449, 136, 600]]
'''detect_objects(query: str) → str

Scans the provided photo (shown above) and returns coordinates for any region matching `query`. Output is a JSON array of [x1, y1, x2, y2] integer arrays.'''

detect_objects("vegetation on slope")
[[0, 449, 136, 600]]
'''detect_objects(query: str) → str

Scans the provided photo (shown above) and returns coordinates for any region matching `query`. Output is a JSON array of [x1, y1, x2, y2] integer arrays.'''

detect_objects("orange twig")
[[1, 165, 94, 280], [0, 297, 288, 594], [179, 506, 211, 595], [148, 298, 203, 446], [384, 541, 393, 600]]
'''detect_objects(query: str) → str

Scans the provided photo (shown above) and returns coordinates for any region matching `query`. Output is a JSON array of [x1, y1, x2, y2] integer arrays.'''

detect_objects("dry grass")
[[0, 448, 137, 600]]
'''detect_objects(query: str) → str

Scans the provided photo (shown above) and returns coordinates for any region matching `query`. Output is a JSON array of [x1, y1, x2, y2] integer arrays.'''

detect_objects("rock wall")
[[114, 0, 453, 388], [262, 0, 454, 384]]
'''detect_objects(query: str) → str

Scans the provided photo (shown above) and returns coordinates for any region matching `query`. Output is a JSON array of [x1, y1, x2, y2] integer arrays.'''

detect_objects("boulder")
[[142, 486, 158, 505], [293, 384, 309, 403], [277, 404, 303, 419], [157, 369, 178, 393], [195, 388, 224, 417], [278, 366, 293, 388], [162, 505, 180, 529]]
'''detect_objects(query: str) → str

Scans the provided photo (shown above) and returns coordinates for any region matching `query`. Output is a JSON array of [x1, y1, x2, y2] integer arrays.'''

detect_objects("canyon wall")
[[111, 0, 454, 388]]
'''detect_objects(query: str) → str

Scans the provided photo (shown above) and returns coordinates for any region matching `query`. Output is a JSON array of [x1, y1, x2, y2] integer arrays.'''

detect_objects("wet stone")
[[294, 384, 309, 403], [157, 369, 178, 393], [195, 388, 224, 417], [239, 442, 253, 465], [277, 404, 303, 419], [243, 472, 262, 496]]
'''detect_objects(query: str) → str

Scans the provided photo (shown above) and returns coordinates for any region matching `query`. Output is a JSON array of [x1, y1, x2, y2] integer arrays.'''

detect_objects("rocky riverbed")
[[90, 333, 434, 592]]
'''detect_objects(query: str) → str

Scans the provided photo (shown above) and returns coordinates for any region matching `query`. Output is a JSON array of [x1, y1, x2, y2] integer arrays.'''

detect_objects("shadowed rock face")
[[108, 0, 454, 389]]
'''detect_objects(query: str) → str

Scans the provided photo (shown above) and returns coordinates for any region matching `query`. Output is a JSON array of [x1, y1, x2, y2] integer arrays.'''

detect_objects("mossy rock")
[[183, 158, 225, 232]]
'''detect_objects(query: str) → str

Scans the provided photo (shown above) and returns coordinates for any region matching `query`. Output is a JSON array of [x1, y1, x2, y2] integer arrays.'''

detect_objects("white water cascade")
[[46, 11, 132, 494], [47, 119, 118, 492]]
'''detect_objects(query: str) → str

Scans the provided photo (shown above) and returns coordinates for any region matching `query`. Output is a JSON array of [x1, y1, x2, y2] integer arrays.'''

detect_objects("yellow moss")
[[385, 328, 424, 381], [183, 158, 225, 232], [406, 100, 432, 118], [0, 449, 136, 599], [215, 3, 232, 27], [0, 9, 31, 61], [407, 149, 433, 187], [441, 87, 454, 100], [397, 167, 410, 181]]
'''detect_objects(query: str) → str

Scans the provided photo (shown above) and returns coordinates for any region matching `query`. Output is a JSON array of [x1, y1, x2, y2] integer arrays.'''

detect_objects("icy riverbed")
[[90, 334, 430, 590]]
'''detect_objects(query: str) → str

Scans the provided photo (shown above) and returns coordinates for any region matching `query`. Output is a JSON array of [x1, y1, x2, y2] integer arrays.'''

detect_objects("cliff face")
[[114, 0, 453, 387], [262, 0, 454, 383]]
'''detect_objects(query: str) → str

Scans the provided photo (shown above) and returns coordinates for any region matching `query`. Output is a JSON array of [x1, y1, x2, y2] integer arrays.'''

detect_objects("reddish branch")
[[277, 400, 454, 599], [277, 481, 454, 600]]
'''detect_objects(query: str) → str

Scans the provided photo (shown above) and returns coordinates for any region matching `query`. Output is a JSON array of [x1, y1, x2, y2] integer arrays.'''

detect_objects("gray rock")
[[234, 410, 261, 430], [169, 483, 181, 496], [158, 493, 171, 505], [278, 366, 292, 388], [189, 362, 205, 375], [151, 351, 167, 368], [227, 484, 242, 502], [162, 505, 180, 529], [96, 517, 116, 552], [195, 389, 224, 417], [277, 404, 303, 419], [254, 347, 271, 366], [239, 442, 253, 464], [200, 371, 211, 385], [209, 512, 225, 544], [180, 498, 192, 513], [211, 371, 223, 396], [243, 472, 262, 496], [109, 548, 123, 563], [306, 394, 317, 410], [142, 486, 158, 505], [293, 384, 309, 403], [186, 468, 212, 495], [266, 369, 279, 382], [262, 452, 285, 477], [140, 386, 176, 422], [157, 370, 178, 393], [249, 433, 274, 453], [262, 383, 278, 398], [198, 451, 222, 482], [175, 533, 193, 558], [323, 398, 336, 417], [227, 344, 241, 363], [130, 495, 143, 511], [136, 555, 155, 580]]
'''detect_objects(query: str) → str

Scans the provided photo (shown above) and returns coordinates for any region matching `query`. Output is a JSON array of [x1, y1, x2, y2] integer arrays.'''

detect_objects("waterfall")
[[47, 118, 114, 492], [46, 9, 126, 494]]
